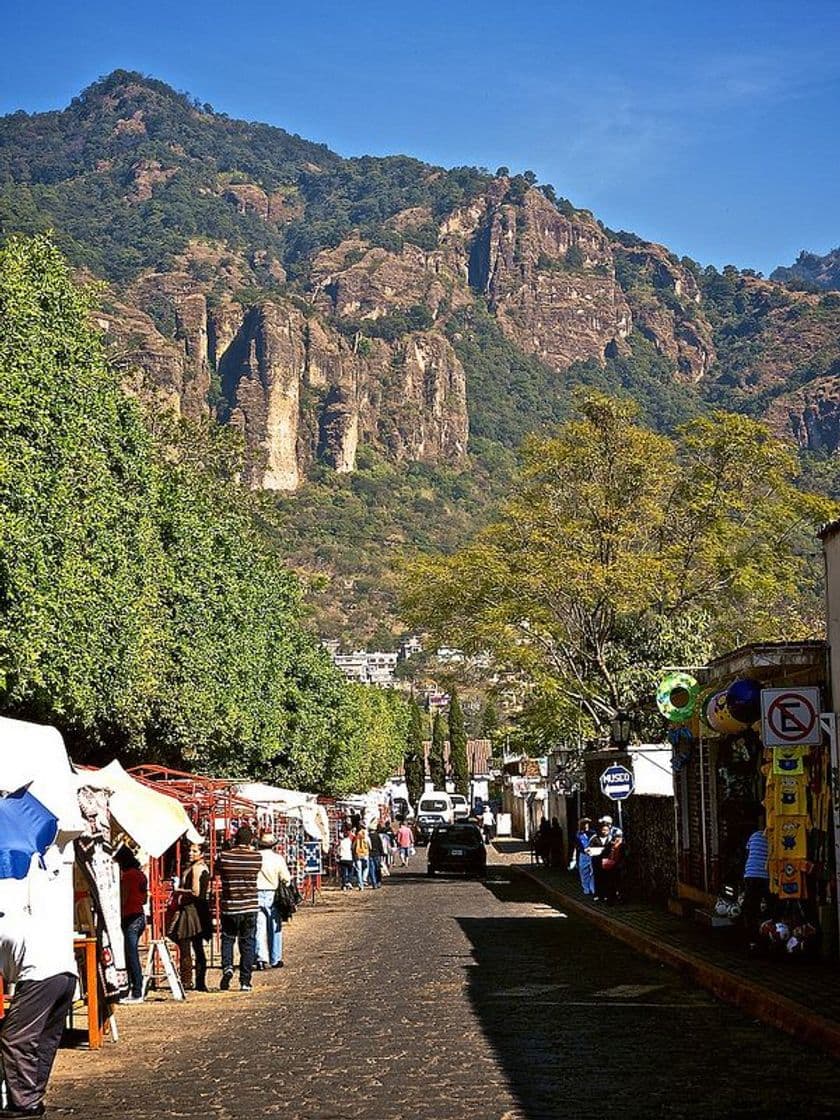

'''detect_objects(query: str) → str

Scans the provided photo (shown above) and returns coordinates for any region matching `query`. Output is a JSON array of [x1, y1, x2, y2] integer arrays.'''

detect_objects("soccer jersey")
[[773, 746, 807, 775]]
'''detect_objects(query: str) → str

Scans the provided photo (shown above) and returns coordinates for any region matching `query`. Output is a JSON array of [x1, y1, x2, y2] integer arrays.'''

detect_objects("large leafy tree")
[[0, 233, 164, 748], [401, 394, 833, 739], [448, 688, 469, 797], [0, 234, 409, 791]]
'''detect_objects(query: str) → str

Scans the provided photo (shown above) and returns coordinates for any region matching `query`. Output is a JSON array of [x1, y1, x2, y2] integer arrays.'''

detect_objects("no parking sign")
[[760, 688, 823, 747]]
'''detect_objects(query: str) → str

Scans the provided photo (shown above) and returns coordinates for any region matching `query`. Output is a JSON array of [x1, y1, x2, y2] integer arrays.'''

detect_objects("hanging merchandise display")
[[668, 726, 694, 771], [725, 678, 763, 725], [74, 784, 128, 999], [0, 788, 58, 880], [705, 690, 748, 735], [656, 672, 699, 723], [773, 746, 808, 775], [775, 774, 807, 816]]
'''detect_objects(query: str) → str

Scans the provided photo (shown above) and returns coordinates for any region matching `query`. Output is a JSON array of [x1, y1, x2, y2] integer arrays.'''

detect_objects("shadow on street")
[[450, 873, 840, 1119]]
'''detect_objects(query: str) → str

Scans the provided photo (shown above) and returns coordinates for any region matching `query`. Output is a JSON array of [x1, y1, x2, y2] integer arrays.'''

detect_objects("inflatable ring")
[[656, 672, 699, 723], [706, 689, 748, 735]]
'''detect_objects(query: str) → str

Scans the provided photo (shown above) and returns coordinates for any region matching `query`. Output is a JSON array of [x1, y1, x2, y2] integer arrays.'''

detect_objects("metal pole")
[[617, 799, 623, 833]]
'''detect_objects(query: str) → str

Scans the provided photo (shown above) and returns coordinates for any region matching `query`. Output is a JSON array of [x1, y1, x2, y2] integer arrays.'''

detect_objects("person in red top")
[[396, 822, 414, 866], [116, 847, 148, 1003]]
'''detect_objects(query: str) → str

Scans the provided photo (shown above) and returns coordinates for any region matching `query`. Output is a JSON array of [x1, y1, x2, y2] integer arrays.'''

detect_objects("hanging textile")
[[772, 746, 807, 775], [74, 785, 128, 998], [775, 774, 808, 816]]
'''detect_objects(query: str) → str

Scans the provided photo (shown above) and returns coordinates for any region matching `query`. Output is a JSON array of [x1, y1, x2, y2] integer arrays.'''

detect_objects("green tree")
[[448, 687, 469, 797], [401, 394, 833, 738], [0, 234, 410, 792], [429, 711, 447, 789], [565, 243, 584, 268], [0, 233, 164, 748], [404, 700, 426, 809]]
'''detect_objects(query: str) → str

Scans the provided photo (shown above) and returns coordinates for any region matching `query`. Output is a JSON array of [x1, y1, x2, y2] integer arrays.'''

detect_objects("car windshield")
[[435, 825, 481, 843], [420, 800, 448, 812]]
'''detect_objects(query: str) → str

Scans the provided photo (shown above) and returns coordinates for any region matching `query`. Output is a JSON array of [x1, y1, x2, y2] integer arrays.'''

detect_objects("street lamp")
[[610, 710, 632, 749]]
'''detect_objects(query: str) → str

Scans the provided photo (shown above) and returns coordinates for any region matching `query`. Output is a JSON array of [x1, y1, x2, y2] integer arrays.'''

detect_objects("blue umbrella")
[[0, 786, 58, 879]]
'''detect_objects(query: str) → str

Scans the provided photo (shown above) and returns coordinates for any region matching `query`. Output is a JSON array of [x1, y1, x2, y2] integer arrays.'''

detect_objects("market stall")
[[0, 717, 99, 1044], [661, 641, 836, 955]]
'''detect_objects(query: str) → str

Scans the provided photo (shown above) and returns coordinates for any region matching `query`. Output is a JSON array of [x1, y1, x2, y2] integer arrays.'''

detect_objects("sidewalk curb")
[[512, 865, 840, 1061]]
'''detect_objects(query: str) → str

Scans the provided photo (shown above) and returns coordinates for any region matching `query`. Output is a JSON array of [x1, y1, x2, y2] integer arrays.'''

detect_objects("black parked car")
[[427, 823, 487, 878]]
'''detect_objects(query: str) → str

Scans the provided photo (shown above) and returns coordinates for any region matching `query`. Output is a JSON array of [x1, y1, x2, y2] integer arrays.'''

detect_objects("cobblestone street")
[[50, 865, 840, 1119]]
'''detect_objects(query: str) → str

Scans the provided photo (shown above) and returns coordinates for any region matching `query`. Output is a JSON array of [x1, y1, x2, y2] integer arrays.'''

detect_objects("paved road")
[[51, 864, 840, 1119]]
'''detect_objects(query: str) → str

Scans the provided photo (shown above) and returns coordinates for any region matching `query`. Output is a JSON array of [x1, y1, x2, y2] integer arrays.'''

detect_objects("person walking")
[[117, 847, 147, 1003], [743, 817, 771, 949], [548, 818, 565, 869], [255, 832, 291, 970], [215, 825, 262, 992], [574, 817, 595, 897], [586, 821, 612, 902], [368, 826, 385, 888], [353, 825, 370, 890], [0, 914, 77, 1118], [599, 829, 626, 905], [396, 821, 414, 866], [481, 806, 495, 845], [338, 828, 354, 891], [170, 841, 211, 991]]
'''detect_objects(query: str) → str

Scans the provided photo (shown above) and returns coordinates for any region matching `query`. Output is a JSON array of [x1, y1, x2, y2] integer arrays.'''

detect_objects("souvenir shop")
[[657, 640, 836, 956]]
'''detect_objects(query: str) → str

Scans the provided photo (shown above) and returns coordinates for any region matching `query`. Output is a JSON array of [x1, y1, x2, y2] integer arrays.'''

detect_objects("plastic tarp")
[[235, 783, 331, 852], [76, 760, 201, 858], [0, 717, 84, 976]]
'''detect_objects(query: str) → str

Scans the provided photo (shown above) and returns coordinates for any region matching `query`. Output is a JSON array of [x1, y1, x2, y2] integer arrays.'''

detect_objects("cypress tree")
[[448, 687, 469, 797], [404, 701, 426, 811], [429, 711, 447, 790]]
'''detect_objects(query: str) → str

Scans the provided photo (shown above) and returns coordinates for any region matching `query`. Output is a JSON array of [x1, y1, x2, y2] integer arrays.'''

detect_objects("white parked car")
[[449, 794, 469, 820], [416, 792, 455, 842]]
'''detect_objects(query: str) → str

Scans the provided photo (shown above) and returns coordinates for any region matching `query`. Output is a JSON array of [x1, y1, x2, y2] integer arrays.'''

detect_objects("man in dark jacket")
[[368, 827, 385, 889]]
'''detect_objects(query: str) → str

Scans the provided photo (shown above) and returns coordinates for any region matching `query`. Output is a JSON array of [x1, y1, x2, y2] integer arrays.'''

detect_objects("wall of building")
[[824, 528, 840, 705]]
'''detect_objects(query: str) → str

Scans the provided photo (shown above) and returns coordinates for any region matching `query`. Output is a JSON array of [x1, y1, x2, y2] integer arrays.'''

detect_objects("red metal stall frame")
[[127, 764, 260, 949]]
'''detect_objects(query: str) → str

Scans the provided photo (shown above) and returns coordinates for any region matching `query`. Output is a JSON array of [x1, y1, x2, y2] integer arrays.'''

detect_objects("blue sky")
[[3, 0, 839, 274]]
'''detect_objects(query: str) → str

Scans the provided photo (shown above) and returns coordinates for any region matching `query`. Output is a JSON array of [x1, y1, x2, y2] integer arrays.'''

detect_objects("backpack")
[[274, 881, 298, 921]]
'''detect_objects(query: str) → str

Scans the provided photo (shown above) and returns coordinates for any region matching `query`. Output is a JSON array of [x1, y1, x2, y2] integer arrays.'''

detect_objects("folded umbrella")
[[0, 786, 59, 879]]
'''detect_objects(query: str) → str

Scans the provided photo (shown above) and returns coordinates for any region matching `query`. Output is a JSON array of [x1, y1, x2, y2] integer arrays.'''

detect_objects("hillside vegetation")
[[3, 72, 840, 643]]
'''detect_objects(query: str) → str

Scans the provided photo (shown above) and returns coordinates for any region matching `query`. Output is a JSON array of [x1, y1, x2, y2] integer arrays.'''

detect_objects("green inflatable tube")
[[656, 671, 699, 723]]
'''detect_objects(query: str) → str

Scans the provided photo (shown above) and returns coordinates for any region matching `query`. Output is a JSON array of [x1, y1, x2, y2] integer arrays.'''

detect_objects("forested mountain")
[[772, 247, 840, 292], [3, 70, 840, 642]]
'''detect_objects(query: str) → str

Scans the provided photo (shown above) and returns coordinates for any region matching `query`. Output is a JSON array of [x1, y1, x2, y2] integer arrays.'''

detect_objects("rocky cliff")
[[4, 70, 840, 488]]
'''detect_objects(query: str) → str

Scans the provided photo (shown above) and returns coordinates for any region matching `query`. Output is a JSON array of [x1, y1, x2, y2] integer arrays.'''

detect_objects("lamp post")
[[610, 710, 632, 750]]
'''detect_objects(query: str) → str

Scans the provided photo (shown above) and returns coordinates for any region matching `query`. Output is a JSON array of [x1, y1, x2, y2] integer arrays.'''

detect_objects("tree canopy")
[[0, 233, 409, 791], [401, 394, 834, 740]]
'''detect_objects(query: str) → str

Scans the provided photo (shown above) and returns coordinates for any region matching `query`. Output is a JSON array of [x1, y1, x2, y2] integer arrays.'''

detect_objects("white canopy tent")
[[0, 716, 86, 976], [76, 760, 201, 858], [235, 782, 331, 852]]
